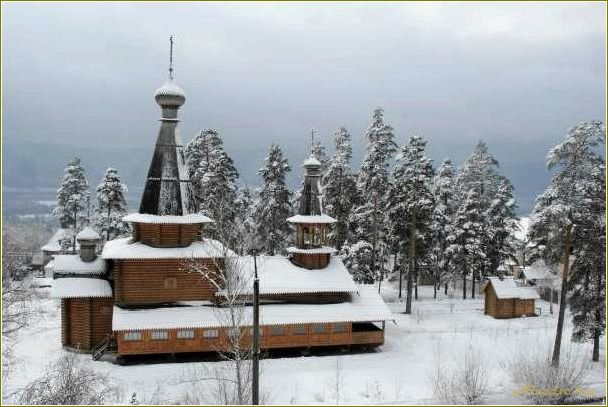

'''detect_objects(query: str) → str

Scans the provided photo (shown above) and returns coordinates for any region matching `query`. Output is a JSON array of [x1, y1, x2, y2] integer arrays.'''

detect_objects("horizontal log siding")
[[133, 223, 202, 248], [484, 285, 537, 319], [65, 298, 91, 351], [115, 259, 223, 305], [292, 252, 330, 269], [116, 321, 384, 355], [91, 298, 114, 347]]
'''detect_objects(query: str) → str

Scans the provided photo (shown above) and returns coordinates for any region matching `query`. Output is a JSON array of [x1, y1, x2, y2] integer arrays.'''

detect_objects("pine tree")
[[234, 185, 256, 255], [185, 129, 239, 243], [447, 188, 486, 300], [353, 108, 397, 282], [322, 127, 358, 250], [311, 139, 330, 175], [254, 144, 293, 255], [529, 121, 606, 363], [53, 158, 89, 252], [343, 241, 376, 284], [455, 141, 517, 297], [429, 159, 457, 298], [388, 136, 435, 311], [94, 167, 129, 241]]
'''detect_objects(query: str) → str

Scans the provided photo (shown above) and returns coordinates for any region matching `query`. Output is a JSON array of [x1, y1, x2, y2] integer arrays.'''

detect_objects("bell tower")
[[286, 131, 336, 269]]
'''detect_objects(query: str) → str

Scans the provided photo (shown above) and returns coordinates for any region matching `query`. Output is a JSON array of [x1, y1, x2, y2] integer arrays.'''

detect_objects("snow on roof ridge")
[[76, 226, 101, 241], [123, 213, 214, 224], [285, 246, 337, 254], [51, 278, 112, 299], [286, 214, 337, 224], [41, 228, 67, 252], [484, 276, 540, 300], [53, 255, 106, 275], [303, 155, 321, 167], [101, 237, 232, 259]]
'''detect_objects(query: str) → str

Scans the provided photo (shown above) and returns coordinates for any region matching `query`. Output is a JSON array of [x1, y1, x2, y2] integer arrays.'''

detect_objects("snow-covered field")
[[3, 284, 605, 405]]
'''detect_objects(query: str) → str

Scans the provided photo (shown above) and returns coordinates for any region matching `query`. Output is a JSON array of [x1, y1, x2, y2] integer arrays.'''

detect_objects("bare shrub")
[[431, 346, 490, 404], [508, 344, 589, 404], [18, 353, 119, 405]]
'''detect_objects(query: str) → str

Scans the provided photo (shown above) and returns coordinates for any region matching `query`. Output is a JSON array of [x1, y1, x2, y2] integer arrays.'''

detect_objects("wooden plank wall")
[[114, 259, 223, 305], [292, 253, 330, 269], [116, 322, 385, 355], [135, 223, 201, 248], [66, 298, 91, 350]]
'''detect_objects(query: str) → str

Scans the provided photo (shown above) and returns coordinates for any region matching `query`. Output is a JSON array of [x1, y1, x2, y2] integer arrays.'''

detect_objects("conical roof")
[[138, 81, 197, 216]]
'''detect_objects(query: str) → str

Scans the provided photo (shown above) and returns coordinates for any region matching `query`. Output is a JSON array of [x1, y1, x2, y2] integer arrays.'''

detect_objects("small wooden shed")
[[482, 277, 540, 319]]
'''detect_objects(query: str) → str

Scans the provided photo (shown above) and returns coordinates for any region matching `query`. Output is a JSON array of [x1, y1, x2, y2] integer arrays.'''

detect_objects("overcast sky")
[[2, 2, 606, 210]]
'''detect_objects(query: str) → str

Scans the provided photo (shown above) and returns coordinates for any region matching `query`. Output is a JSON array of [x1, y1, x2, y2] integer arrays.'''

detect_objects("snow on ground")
[[3, 284, 605, 405]]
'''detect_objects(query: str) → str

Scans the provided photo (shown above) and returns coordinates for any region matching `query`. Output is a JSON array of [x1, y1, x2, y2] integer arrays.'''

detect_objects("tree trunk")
[[471, 269, 475, 299], [592, 278, 602, 362], [433, 279, 437, 299], [397, 252, 403, 299], [107, 203, 111, 242], [414, 259, 418, 300], [445, 282, 448, 295], [551, 223, 572, 367], [462, 259, 467, 300], [405, 210, 416, 314]]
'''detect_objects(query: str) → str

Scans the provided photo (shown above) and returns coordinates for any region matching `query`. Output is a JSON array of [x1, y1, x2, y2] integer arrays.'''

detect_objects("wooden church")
[[50, 46, 392, 360]]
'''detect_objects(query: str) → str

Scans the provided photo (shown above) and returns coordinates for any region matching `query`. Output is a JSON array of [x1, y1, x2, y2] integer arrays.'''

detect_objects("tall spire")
[[139, 37, 196, 216], [309, 127, 316, 155]]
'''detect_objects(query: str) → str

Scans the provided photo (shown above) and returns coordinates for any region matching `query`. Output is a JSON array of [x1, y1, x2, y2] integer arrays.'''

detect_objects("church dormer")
[[286, 138, 337, 269]]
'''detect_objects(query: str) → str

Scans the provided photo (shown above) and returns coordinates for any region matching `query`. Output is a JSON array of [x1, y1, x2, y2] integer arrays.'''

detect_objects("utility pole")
[[252, 252, 260, 405]]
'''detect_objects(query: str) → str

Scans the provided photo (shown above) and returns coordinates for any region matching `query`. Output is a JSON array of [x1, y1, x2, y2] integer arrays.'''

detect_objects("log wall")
[[61, 298, 114, 352], [114, 259, 223, 305], [133, 223, 202, 248], [484, 285, 536, 319], [292, 252, 330, 269], [115, 321, 385, 356]]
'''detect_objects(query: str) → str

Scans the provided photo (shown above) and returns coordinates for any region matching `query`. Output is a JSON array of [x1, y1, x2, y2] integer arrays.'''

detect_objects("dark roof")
[[139, 93, 197, 216], [298, 156, 322, 216]]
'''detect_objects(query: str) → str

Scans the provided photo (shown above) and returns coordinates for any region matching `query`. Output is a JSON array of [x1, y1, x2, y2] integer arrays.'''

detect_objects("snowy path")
[[2, 284, 605, 405]]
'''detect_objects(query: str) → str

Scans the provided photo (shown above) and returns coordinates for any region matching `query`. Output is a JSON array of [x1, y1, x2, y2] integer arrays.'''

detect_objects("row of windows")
[[123, 324, 348, 342]]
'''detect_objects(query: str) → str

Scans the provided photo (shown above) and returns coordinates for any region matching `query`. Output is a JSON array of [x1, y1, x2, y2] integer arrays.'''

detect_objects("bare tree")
[[182, 252, 256, 405], [431, 345, 490, 405], [18, 353, 119, 405]]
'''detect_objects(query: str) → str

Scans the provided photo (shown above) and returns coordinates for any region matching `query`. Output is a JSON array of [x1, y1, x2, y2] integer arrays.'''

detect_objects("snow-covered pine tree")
[[353, 108, 397, 282], [322, 127, 358, 250], [94, 167, 129, 241], [528, 121, 606, 363], [53, 157, 90, 252], [485, 177, 518, 274], [447, 187, 486, 300], [234, 185, 257, 255], [185, 129, 239, 244], [388, 135, 435, 312], [455, 141, 517, 295], [311, 139, 330, 175], [343, 241, 376, 284], [254, 144, 293, 255], [429, 159, 457, 298]]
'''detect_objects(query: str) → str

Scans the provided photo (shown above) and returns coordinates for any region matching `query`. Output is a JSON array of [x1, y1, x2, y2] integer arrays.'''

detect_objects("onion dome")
[[154, 79, 186, 108]]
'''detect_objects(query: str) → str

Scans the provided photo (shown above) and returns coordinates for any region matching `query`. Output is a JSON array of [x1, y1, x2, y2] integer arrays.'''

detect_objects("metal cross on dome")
[[309, 127, 316, 154]]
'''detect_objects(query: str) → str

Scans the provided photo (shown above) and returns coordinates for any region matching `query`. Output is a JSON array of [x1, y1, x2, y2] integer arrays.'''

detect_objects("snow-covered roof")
[[51, 278, 112, 299], [286, 214, 337, 224], [41, 229, 67, 252], [113, 286, 392, 331], [285, 246, 337, 254], [123, 213, 213, 224], [76, 226, 101, 241], [102, 237, 230, 260], [483, 277, 540, 300], [219, 256, 358, 296], [53, 255, 106, 275], [44, 259, 55, 272]]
